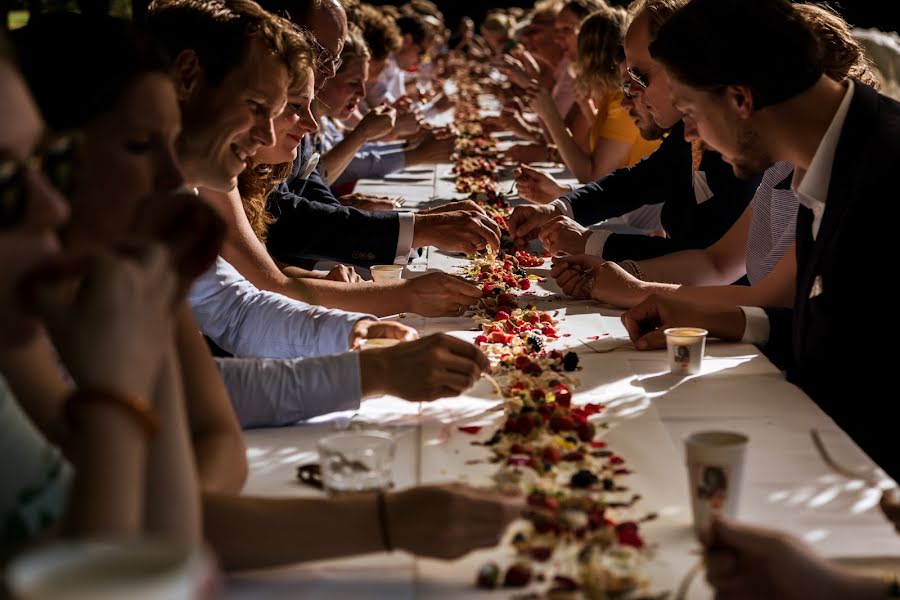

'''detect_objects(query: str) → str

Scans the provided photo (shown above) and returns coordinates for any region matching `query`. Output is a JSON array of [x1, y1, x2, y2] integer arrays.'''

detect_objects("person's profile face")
[[178, 38, 289, 192], [254, 68, 317, 166], [668, 75, 772, 179], [318, 56, 369, 120], [554, 8, 581, 62], [0, 62, 68, 346], [623, 14, 682, 130], [304, 1, 347, 89]]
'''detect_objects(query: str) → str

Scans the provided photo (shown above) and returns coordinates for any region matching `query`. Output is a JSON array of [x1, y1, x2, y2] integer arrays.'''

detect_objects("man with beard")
[[621, 0, 899, 479], [509, 0, 760, 263]]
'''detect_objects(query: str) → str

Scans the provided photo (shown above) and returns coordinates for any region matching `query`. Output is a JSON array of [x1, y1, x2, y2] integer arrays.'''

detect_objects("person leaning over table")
[[0, 25, 203, 556], [310, 25, 455, 188], [620, 0, 898, 479], [2, 11, 523, 570], [549, 2, 883, 311], [508, 0, 761, 264], [256, 0, 503, 270], [195, 24, 483, 319]]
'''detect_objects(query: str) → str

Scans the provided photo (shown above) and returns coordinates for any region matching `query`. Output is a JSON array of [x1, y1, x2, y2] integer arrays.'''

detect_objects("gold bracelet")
[[65, 388, 159, 438]]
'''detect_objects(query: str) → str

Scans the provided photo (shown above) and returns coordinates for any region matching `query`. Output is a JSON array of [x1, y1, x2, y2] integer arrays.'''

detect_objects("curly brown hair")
[[355, 2, 402, 61], [795, 2, 880, 90], [237, 162, 293, 242]]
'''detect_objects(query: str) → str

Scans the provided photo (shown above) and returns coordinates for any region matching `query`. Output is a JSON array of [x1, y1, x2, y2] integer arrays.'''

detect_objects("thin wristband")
[[376, 491, 393, 552], [65, 388, 159, 438]]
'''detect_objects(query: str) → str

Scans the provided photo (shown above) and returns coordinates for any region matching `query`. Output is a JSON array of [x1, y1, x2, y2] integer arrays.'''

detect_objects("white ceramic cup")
[[5, 540, 217, 600], [370, 265, 404, 283], [685, 430, 749, 536], [664, 327, 708, 375]]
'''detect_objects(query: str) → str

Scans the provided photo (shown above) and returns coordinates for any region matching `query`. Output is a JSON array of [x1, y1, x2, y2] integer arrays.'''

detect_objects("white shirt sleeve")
[[740, 306, 771, 345], [585, 231, 613, 257], [550, 198, 575, 219], [395, 212, 416, 264]]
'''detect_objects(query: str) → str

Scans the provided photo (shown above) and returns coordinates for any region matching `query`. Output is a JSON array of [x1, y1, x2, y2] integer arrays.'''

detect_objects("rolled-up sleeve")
[[189, 257, 372, 359], [215, 353, 362, 428]]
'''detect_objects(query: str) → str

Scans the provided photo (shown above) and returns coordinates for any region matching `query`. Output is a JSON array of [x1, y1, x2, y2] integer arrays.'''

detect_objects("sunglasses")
[[626, 66, 651, 90], [0, 134, 78, 231]]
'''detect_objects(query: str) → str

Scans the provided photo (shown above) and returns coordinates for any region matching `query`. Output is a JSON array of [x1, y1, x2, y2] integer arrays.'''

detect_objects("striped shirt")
[[746, 161, 797, 285]]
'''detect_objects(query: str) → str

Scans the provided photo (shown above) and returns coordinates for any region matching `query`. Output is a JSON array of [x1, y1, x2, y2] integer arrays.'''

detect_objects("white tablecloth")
[[226, 157, 900, 599]]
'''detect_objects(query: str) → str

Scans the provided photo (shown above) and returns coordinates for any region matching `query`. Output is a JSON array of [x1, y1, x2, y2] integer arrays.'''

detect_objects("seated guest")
[[524, 5, 662, 184], [356, 3, 402, 104], [550, 2, 881, 310], [312, 25, 453, 187], [201, 39, 482, 318], [11, 9, 248, 495], [508, 0, 760, 263], [0, 24, 201, 554], [366, 11, 431, 107], [503, 0, 602, 165], [3, 16, 522, 569], [622, 0, 899, 478], [480, 11, 516, 55]]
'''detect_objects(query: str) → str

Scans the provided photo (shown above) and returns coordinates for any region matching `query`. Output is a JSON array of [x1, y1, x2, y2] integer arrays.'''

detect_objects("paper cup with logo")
[[5, 540, 218, 600], [370, 265, 404, 282], [685, 430, 749, 536], [664, 327, 708, 375]]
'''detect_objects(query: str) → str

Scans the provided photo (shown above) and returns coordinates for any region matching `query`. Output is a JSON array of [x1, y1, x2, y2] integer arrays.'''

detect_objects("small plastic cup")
[[685, 430, 749, 536], [370, 265, 404, 282], [317, 431, 396, 496], [664, 327, 708, 375]]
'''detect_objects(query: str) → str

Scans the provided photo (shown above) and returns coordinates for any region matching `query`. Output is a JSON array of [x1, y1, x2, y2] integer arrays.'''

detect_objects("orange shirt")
[[589, 90, 662, 168]]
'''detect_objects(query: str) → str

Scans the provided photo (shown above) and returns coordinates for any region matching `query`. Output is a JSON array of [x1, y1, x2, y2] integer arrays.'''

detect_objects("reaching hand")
[[339, 193, 397, 212], [349, 319, 418, 350], [524, 84, 556, 119], [359, 105, 397, 141], [515, 164, 570, 204], [324, 263, 362, 283], [361, 333, 490, 402], [419, 199, 485, 216], [538, 215, 590, 256], [702, 517, 878, 600], [551, 257, 646, 307], [414, 210, 502, 254], [387, 484, 522, 559], [404, 272, 482, 317], [620, 294, 745, 350], [409, 133, 455, 165], [507, 202, 562, 246], [33, 244, 178, 400]]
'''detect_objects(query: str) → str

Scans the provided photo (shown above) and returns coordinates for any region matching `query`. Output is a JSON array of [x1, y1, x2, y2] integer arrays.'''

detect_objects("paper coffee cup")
[[6, 540, 217, 600], [685, 430, 748, 536], [370, 265, 404, 282], [664, 327, 708, 375]]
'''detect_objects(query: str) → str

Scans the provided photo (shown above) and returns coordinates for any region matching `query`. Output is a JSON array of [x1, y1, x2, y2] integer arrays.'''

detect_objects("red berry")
[[518, 278, 531, 290], [554, 386, 572, 406], [540, 313, 553, 323], [474, 335, 488, 344], [495, 310, 510, 321], [550, 414, 576, 432]]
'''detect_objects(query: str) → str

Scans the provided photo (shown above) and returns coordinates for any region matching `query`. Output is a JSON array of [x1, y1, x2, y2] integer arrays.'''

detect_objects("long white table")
[[225, 154, 900, 599]]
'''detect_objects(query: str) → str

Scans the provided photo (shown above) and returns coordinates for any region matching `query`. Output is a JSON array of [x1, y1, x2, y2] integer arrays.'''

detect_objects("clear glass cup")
[[317, 431, 396, 495]]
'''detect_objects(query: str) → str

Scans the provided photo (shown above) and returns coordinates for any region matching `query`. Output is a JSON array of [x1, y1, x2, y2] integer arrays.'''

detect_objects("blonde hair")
[[574, 5, 628, 95]]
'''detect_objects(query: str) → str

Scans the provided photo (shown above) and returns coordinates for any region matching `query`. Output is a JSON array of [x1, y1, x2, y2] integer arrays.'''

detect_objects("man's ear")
[[727, 84, 756, 119], [171, 49, 204, 101]]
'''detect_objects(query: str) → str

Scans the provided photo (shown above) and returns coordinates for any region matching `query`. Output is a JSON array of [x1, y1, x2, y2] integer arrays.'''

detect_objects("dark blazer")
[[265, 139, 401, 267], [764, 83, 899, 478], [561, 121, 760, 261]]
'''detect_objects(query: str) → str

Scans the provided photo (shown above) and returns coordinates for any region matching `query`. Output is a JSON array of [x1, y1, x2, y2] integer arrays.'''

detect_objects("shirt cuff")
[[395, 212, 415, 264], [585, 231, 613, 257], [740, 306, 770, 345], [551, 198, 574, 219]]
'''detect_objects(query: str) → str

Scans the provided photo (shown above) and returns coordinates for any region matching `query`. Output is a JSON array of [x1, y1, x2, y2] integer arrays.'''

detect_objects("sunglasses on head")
[[0, 133, 78, 231]]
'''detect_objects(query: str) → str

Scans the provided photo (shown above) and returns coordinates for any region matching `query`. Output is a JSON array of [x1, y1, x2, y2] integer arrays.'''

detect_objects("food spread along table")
[[225, 93, 900, 599]]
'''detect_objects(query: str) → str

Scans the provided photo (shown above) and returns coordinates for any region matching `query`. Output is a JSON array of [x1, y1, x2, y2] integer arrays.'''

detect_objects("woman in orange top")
[[526, 4, 661, 184]]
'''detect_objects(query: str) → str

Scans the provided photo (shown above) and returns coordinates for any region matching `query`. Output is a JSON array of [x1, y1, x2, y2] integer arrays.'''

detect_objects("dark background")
[[4, 0, 899, 37]]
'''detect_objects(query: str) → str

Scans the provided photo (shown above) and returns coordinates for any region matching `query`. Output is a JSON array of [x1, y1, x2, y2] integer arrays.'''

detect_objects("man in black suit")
[[508, 0, 760, 263], [620, 0, 898, 477]]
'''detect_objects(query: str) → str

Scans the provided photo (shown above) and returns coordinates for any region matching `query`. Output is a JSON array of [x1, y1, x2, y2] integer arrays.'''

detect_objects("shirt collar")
[[791, 79, 855, 209]]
